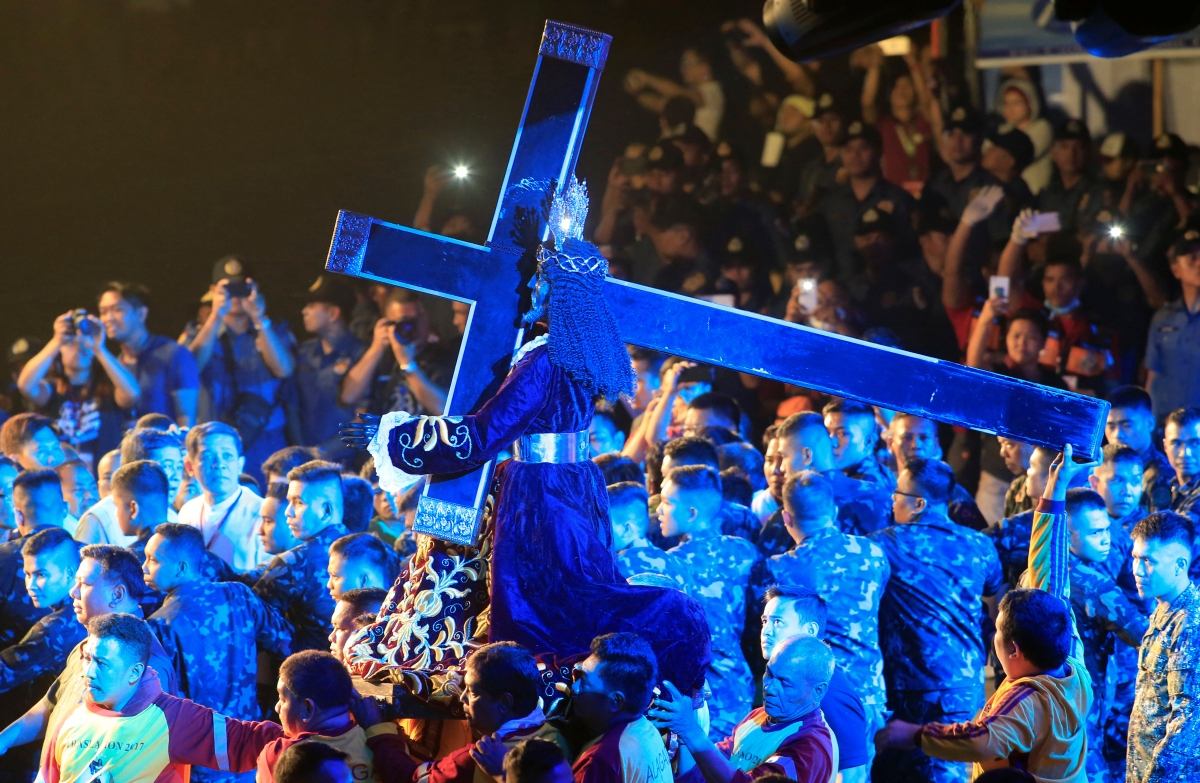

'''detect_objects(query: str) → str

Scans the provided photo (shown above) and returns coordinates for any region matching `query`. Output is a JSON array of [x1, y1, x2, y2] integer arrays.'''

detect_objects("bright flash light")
[[1108, 225, 1124, 239], [802, 280, 815, 290], [559, 218, 571, 232], [453, 165, 469, 179]]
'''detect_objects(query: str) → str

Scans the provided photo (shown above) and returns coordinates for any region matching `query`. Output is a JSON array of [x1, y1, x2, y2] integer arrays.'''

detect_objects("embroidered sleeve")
[[379, 345, 552, 479]]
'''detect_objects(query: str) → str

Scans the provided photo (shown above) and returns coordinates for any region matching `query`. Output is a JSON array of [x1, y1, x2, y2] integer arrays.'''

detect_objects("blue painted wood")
[[605, 280, 1108, 459]]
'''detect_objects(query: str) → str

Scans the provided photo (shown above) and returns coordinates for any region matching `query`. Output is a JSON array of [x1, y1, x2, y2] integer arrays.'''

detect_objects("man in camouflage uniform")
[[1163, 409, 1200, 563], [144, 523, 291, 782], [647, 465, 758, 738], [757, 413, 892, 558], [888, 413, 990, 530], [0, 529, 83, 695], [870, 458, 1002, 783], [1127, 510, 1200, 783], [987, 447, 1065, 589], [1062, 488, 1149, 783], [753, 471, 890, 758], [1105, 386, 1173, 512], [998, 437, 1036, 519], [823, 398, 895, 489], [0, 529, 82, 782], [253, 461, 348, 652], [652, 436, 760, 546], [0, 470, 67, 647], [607, 482, 662, 580], [1090, 444, 1153, 778]]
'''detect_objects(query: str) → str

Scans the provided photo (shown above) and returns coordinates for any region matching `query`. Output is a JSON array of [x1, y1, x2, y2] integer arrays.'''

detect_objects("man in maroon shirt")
[[570, 633, 673, 783], [649, 635, 837, 783], [378, 642, 569, 783]]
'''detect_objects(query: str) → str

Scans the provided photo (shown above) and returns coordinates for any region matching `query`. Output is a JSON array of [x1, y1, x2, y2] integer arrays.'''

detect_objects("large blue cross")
[[325, 20, 1108, 546]]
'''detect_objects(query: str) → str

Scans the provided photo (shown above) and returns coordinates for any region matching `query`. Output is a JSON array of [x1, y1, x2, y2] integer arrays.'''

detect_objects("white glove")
[[960, 185, 1005, 227], [1011, 209, 1040, 245]]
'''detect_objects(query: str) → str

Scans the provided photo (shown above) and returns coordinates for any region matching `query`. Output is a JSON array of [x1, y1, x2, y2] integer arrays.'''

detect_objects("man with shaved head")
[[649, 634, 837, 783], [254, 460, 348, 652], [756, 412, 891, 558], [888, 413, 987, 529]]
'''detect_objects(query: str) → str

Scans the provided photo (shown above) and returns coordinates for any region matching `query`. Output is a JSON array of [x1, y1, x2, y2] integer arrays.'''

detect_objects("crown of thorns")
[[536, 242, 609, 276]]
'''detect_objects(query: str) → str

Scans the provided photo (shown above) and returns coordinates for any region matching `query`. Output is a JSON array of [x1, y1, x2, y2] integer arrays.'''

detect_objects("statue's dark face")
[[521, 268, 551, 327]]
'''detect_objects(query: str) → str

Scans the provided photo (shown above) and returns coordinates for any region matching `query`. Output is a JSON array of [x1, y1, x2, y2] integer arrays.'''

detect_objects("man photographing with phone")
[[340, 288, 454, 418]]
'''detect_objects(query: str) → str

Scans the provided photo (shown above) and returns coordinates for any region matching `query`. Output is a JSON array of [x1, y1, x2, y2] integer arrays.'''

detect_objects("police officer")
[[816, 119, 917, 291], [1037, 119, 1105, 233], [188, 256, 297, 488], [293, 276, 364, 455], [0, 529, 81, 781], [922, 104, 1012, 267]]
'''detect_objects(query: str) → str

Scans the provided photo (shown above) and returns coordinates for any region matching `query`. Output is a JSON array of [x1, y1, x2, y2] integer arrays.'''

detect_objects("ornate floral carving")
[[345, 501, 494, 710], [326, 211, 372, 274], [413, 496, 482, 546], [539, 21, 611, 70]]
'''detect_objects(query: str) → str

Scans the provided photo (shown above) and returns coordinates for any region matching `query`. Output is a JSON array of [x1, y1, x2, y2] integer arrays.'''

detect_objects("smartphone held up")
[[797, 278, 819, 313]]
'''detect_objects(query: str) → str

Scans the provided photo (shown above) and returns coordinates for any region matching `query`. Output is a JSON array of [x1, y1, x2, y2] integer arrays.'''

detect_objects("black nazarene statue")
[[341, 179, 711, 716]]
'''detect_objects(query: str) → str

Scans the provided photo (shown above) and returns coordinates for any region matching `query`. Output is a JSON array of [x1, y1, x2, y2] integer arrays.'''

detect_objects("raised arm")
[[188, 282, 231, 372], [943, 186, 1004, 312], [341, 319, 391, 408], [860, 47, 883, 125], [82, 315, 142, 411], [244, 282, 294, 379], [592, 158, 630, 246], [16, 313, 70, 407], [941, 220, 973, 312], [626, 69, 703, 108], [644, 361, 694, 447], [1030, 445, 1100, 655], [1115, 239, 1168, 310], [907, 51, 936, 128], [998, 210, 1045, 306], [413, 165, 449, 233], [736, 19, 815, 96], [965, 296, 1003, 369]]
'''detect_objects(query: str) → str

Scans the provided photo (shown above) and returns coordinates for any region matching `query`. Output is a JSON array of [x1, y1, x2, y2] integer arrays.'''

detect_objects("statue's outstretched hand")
[[340, 414, 380, 451]]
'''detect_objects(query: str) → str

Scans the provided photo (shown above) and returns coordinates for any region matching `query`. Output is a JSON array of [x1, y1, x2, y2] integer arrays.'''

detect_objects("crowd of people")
[[0, 15, 1199, 783]]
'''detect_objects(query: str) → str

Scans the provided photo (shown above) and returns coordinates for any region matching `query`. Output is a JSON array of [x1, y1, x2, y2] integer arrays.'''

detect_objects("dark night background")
[[0, 0, 757, 353]]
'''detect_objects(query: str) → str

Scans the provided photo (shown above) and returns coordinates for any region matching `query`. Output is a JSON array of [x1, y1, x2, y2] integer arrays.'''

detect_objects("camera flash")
[[559, 218, 571, 232], [802, 280, 815, 290], [1108, 225, 1123, 239], [454, 165, 469, 179]]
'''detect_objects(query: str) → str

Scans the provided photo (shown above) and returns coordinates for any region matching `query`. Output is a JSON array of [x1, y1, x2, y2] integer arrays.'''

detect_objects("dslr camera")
[[391, 319, 420, 346], [65, 309, 97, 338]]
